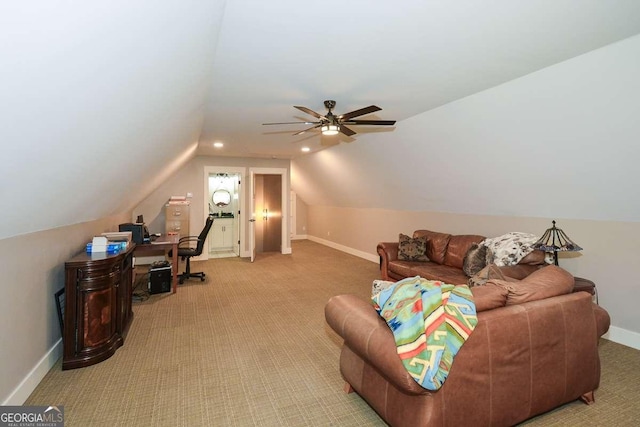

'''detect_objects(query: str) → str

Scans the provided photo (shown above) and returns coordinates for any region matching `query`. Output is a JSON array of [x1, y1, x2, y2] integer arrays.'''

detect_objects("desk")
[[134, 234, 180, 293]]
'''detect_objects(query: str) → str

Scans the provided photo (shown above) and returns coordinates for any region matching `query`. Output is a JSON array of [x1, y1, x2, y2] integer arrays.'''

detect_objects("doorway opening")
[[206, 171, 241, 259]]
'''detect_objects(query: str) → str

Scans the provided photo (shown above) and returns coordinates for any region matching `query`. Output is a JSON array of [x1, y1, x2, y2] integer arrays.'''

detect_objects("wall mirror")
[[212, 189, 231, 207]]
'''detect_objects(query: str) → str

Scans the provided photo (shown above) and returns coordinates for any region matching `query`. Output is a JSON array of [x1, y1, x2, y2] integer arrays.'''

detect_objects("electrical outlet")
[[302, 225, 306, 231], [327, 231, 331, 236]]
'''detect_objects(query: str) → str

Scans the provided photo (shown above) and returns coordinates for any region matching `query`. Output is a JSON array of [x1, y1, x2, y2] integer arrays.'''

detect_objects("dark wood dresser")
[[62, 245, 135, 370]]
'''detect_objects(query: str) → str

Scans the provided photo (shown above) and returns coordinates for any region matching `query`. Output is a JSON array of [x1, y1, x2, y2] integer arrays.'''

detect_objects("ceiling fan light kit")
[[321, 124, 339, 136], [263, 100, 396, 138]]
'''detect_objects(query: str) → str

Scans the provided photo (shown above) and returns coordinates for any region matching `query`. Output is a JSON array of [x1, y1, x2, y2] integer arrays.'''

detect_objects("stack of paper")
[[101, 231, 132, 245]]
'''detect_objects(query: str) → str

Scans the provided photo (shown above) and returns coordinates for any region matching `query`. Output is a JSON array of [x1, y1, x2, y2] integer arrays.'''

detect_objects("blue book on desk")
[[86, 242, 125, 254]]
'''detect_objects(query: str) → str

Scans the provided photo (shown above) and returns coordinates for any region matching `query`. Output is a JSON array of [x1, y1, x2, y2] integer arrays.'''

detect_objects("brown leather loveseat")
[[325, 266, 610, 426]]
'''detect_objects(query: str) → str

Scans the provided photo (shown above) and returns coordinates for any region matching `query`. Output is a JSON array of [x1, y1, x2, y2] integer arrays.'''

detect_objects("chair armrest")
[[377, 242, 399, 281], [178, 236, 201, 248], [325, 294, 429, 395]]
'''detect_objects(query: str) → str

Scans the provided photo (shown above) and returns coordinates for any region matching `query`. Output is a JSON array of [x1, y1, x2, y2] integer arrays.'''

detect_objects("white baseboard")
[[292, 234, 307, 240], [307, 235, 379, 264], [603, 326, 640, 350], [3, 339, 62, 405]]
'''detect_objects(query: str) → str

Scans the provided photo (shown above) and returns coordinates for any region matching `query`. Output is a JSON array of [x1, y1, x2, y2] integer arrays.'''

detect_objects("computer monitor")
[[119, 223, 144, 244], [135, 214, 151, 240]]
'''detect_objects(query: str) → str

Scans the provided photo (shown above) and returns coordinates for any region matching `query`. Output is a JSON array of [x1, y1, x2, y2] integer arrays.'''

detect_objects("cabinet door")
[[211, 219, 233, 250], [210, 223, 225, 249], [76, 265, 119, 353], [221, 223, 233, 247]]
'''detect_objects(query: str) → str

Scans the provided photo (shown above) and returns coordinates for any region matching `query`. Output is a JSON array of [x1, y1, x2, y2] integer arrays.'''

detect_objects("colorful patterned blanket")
[[372, 276, 477, 390]]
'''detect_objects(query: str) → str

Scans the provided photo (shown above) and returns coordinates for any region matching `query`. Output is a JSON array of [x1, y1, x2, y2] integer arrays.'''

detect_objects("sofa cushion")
[[413, 230, 451, 264], [398, 233, 429, 261], [388, 260, 423, 278], [485, 265, 574, 305], [411, 263, 470, 286], [444, 234, 485, 269], [471, 285, 508, 312], [496, 264, 542, 280]]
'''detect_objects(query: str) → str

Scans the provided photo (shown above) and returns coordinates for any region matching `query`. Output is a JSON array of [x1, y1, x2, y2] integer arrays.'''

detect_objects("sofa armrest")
[[593, 304, 611, 338], [377, 242, 399, 281], [325, 294, 428, 395]]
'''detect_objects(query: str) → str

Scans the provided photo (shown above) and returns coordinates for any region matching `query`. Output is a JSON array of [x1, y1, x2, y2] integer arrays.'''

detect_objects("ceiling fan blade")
[[263, 121, 319, 125], [293, 123, 322, 136], [339, 105, 381, 121], [294, 106, 324, 119], [339, 125, 356, 136], [345, 119, 396, 126]]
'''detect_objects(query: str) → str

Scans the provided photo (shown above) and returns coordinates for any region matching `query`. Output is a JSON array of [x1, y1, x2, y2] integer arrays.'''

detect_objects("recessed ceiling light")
[[213, 141, 224, 148], [301, 147, 310, 152]]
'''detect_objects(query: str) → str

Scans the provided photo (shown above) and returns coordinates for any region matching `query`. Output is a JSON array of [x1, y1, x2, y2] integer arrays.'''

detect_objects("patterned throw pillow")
[[398, 233, 429, 262]]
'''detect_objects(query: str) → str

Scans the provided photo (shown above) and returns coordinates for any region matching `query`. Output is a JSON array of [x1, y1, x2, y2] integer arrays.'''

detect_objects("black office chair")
[[169, 215, 214, 284]]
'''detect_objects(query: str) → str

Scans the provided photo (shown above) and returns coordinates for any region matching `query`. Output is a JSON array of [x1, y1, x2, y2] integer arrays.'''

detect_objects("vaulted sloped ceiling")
[[2, 1, 640, 240], [292, 33, 640, 222], [0, 1, 226, 239], [197, 0, 640, 160]]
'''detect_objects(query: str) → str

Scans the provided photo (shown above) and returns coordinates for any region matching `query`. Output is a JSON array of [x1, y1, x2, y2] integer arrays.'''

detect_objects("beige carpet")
[[27, 240, 640, 426]]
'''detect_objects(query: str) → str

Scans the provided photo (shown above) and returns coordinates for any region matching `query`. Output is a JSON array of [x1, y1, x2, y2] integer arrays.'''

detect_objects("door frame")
[[203, 166, 245, 261], [249, 167, 291, 255]]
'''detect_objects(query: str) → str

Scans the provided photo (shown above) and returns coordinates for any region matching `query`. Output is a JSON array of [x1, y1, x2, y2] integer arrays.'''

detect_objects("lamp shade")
[[532, 220, 582, 265]]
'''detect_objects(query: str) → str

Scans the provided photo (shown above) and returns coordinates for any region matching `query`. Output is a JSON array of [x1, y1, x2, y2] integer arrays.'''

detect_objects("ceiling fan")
[[263, 100, 396, 136]]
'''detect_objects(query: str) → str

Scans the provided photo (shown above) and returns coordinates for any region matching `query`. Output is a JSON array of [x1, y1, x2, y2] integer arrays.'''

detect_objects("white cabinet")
[[210, 218, 234, 250]]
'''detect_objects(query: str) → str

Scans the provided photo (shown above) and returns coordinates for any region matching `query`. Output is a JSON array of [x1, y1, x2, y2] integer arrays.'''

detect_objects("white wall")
[[0, 213, 131, 405], [0, 1, 225, 240], [293, 35, 640, 346], [294, 34, 640, 220], [135, 156, 291, 256]]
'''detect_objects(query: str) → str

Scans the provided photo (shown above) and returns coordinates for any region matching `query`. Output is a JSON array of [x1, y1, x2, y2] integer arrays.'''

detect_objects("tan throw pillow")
[[518, 250, 546, 265], [485, 265, 574, 305], [398, 233, 429, 262], [468, 264, 507, 287]]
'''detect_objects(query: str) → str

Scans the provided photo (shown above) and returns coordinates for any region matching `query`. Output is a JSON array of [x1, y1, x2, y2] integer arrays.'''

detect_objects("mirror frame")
[[212, 189, 232, 207]]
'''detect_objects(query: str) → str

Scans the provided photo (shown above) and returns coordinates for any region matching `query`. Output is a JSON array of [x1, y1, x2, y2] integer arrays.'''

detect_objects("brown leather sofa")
[[378, 229, 546, 285], [325, 266, 610, 427]]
